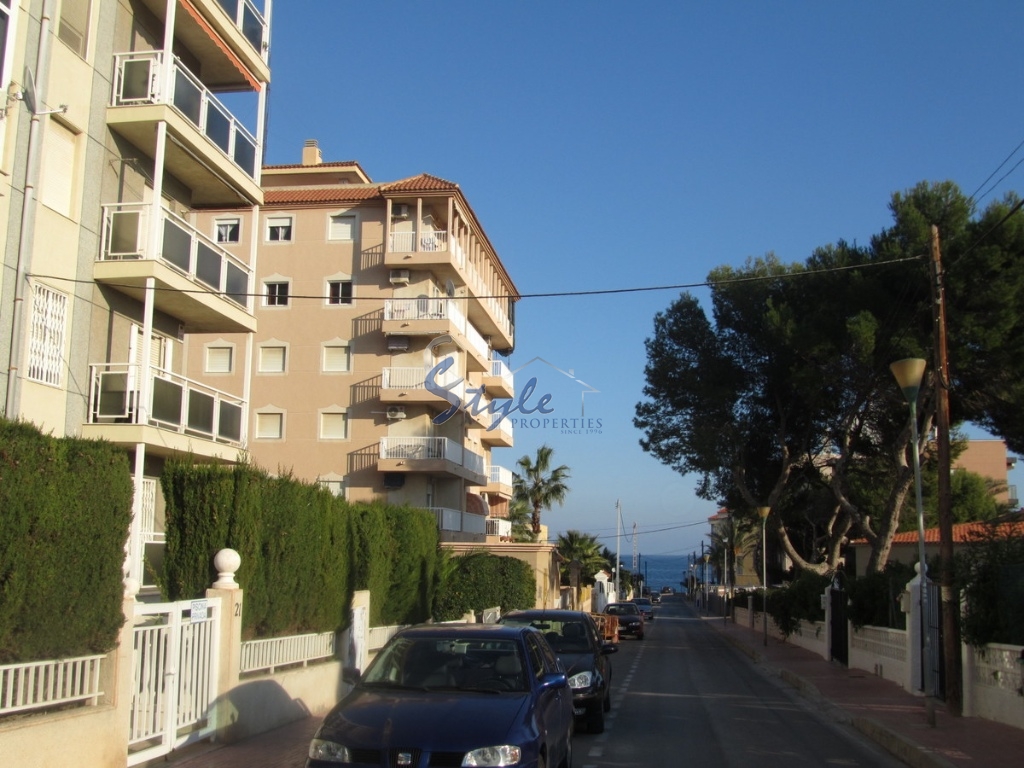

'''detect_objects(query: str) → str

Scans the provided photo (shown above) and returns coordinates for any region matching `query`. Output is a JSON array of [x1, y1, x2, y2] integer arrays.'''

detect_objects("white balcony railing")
[[490, 359, 513, 387], [379, 437, 484, 477], [486, 517, 512, 538], [100, 203, 253, 312], [88, 363, 246, 447], [488, 465, 514, 487], [429, 507, 487, 535], [216, 0, 269, 57], [389, 230, 449, 253], [381, 366, 465, 402], [111, 51, 259, 180], [384, 299, 490, 362], [140, 478, 162, 543], [0, 655, 104, 716]]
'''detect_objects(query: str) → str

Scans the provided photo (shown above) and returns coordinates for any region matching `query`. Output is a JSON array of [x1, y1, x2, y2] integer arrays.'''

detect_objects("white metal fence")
[[0, 655, 104, 716], [240, 632, 337, 674]]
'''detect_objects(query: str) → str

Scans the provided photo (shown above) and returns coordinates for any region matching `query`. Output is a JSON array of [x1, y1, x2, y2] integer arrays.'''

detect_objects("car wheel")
[[587, 701, 605, 734]]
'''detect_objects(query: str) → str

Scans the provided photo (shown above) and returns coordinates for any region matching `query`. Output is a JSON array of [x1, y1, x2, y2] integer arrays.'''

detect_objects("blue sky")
[[263, 2, 1024, 557]]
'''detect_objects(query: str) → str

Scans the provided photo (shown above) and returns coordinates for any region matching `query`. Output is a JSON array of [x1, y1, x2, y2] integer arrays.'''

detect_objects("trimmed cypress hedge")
[[0, 419, 132, 663], [433, 551, 536, 621]]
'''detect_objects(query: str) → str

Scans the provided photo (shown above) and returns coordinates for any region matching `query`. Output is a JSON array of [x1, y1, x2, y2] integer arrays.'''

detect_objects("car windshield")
[[362, 636, 528, 693], [502, 618, 591, 653], [606, 604, 639, 616]]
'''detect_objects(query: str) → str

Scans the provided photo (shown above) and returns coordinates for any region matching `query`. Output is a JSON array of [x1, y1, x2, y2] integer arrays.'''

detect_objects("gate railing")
[[0, 655, 104, 715]]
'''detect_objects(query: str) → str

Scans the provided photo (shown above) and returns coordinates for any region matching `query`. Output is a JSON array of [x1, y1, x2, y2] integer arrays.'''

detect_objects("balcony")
[[383, 298, 490, 370], [95, 203, 255, 332], [486, 517, 512, 539], [386, 231, 513, 349], [139, 0, 270, 87], [381, 366, 465, 409], [430, 507, 487, 536], [482, 465, 514, 498], [108, 51, 262, 205], [81, 363, 246, 462], [378, 437, 486, 484], [480, 413, 514, 447], [483, 359, 514, 398]]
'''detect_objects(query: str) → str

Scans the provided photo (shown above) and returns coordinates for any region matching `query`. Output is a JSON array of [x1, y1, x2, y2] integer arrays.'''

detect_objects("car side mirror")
[[600, 643, 618, 656], [342, 667, 362, 685], [539, 672, 569, 691]]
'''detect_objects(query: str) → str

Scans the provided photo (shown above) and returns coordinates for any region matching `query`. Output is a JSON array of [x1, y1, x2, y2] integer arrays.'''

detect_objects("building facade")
[[189, 139, 520, 544], [1, 0, 272, 589]]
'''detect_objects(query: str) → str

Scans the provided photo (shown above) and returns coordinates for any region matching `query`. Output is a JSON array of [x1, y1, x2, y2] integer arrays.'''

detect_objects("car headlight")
[[462, 745, 522, 766], [567, 670, 594, 689], [308, 738, 351, 762]]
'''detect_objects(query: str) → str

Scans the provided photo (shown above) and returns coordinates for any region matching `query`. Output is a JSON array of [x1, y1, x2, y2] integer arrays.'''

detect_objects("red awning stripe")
[[179, 0, 261, 92]]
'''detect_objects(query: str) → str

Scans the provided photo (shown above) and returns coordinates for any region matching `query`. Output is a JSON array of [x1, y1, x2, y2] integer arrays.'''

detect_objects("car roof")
[[395, 623, 534, 641], [500, 609, 593, 621]]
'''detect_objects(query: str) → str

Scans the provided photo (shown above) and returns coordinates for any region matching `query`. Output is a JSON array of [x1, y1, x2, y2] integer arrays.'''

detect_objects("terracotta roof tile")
[[263, 187, 383, 205], [854, 518, 1024, 546], [382, 173, 459, 192]]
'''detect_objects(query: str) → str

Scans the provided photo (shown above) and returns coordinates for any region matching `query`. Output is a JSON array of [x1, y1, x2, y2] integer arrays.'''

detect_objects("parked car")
[[499, 609, 617, 733], [651, 593, 661, 604], [631, 597, 655, 621], [306, 623, 574, 768], [605, 602, 645, 640]]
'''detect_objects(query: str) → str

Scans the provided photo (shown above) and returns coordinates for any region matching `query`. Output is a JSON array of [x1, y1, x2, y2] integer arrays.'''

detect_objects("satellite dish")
[[22, 67, 37, 115]]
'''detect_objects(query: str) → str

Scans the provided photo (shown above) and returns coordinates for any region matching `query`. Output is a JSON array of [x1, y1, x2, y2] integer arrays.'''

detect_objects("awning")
[[466, 492, 489, 516], [180, 0, 262, 91]]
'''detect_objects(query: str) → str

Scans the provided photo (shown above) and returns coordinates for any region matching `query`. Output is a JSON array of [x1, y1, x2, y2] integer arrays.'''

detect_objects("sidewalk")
[[704, 610, 1024, 768], [156, 612, 1024, 768]]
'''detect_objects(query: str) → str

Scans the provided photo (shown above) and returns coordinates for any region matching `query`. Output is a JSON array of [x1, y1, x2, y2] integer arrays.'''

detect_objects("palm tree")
[[506, 497, 536, 543], [556, 530, 609, 585], [513, 444, 571, 538]]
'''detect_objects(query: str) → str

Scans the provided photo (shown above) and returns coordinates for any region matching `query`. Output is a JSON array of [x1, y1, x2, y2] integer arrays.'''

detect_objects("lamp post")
[[723, 535, 729, 622], [758, 506, 770, 646], [890, 357, 932, 700]]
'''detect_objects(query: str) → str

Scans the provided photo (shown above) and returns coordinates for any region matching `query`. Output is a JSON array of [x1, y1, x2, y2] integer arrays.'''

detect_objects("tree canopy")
[[513, 444, 571, 538], [635, 181, 1024, 575]]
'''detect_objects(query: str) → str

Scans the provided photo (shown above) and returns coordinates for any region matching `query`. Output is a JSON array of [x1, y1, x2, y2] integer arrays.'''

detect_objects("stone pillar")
[[903, 568, 924, 694], [207, 548, 244, 743]]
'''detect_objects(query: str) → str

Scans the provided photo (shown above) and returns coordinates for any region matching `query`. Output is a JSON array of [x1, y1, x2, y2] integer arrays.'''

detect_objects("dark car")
[[650, 593, 661, 605], [631, 596, 655, 621], [499, 609, 617, 733], [605, 602, 645, 640], [307, 624, 573, 768]]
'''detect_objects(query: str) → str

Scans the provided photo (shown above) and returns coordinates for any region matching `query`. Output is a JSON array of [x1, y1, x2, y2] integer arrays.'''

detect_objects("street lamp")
[[723, 535, 730, 623], [890, 357, 932, 699], [757, 506, 770, 646]]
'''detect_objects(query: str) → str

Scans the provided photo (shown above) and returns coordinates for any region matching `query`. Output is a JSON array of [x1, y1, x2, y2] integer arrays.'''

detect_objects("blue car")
[[307, 623, 574, 768]]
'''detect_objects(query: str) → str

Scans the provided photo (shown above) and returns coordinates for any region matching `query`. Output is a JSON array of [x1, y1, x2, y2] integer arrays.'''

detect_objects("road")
[[576, 596, 905, 768]]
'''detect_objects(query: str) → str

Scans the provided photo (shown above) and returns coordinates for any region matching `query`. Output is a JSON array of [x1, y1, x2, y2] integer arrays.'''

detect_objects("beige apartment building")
[[1, 0, 271, 591], [189, 139, 521, 543]]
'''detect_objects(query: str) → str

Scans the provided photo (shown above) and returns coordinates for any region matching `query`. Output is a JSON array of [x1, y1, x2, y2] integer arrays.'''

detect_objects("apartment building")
[[190, 139, 521, 544], [0, 0, 271, 589]]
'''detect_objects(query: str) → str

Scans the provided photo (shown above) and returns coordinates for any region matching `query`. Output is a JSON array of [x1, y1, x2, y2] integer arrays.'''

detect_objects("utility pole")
[[930, 225, 963, 716], [614, 500, 621, 599]]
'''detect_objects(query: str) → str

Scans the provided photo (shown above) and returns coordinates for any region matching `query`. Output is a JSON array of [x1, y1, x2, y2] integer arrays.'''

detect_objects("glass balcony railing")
[[216, 0, 268, 56], [100, 202, 252, 311], [379, 437, 485, 478], [112, 51, 259, 180], [88, 363, 246, 447]]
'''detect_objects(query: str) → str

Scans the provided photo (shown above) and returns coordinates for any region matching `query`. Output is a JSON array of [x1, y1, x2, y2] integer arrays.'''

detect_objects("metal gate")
[[127, 598, 221, 766], [829, 574, 848, 666]]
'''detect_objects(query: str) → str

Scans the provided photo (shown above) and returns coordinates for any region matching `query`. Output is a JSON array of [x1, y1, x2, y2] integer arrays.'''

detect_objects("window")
[[57, 0, 90, 57], [329, 213, 356, 241], [0, 1, 16, 163], [258, 345, 286, 373], [27, 284, 67, 386], [320, 411, 348, 440], [265, 281, 289, 307], [39, 121, 77, 218], [205, 346, 233, 374], [328, 280, 353, 305], [255, 412, 283, 439], [266, 215, 293, 242], [215, 217, 240, 244], [322, 344, 350, 373]]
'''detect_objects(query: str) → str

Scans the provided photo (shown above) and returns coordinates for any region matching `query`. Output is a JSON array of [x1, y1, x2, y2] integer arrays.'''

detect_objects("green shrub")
[[956, 526, 1024, 646], [432, 551, 536, 621], [766, 570, 830, 638], [846, 562, 913, 630]]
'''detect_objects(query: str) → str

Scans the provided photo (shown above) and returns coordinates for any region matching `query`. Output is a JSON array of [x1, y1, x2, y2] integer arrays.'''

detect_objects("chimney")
[[302, 139, 322, 166]]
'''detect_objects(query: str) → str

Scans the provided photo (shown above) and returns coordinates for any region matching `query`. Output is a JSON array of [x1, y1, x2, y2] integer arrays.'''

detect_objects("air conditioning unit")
[[386, 406, 407, 420], [392, 204, 410, 219], [387, 335, 410, 352], [389, 269, 411, 285]]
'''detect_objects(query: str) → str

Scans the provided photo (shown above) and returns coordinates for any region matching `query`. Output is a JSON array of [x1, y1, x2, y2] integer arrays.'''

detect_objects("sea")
[[633, 554, 691, 594]]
